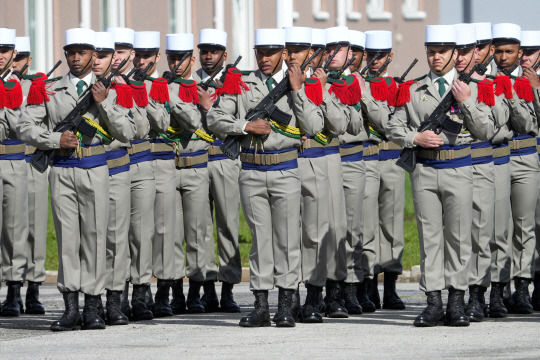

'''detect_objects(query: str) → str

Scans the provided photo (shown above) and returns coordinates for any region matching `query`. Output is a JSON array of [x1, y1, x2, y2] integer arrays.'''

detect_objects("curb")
[[44, 266, 421, 285]]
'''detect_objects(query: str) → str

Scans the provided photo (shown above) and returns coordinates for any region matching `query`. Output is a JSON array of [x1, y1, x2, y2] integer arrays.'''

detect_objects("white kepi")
[[325, 26, 349, 45], [365, 30, 391, 52], [64, 28, 96, 50], [311, 29, 326, 48], [284, 27, 312, 46], [521, 31, 540, 49], [95, 32, 115, 53], [133, 31, 160, 51], [15, 36, 30, 55], [254, 28, 285, 49], [424, 25, 456, 46], [107, 27, 135, 48], [492, 23, 521, 43], [166, 33, 194, 54], [472, 22, 492, 46], [349, 30, 366, 50], [0, 28, 16, 48], [198, 28, 227, 49], [454, 24, 477, 49]]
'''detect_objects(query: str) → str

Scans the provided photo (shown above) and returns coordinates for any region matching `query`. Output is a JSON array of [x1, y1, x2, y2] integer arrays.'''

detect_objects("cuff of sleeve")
[[49, 132, 62, 149], [458, 94, 476, 115], [404, 132, 418, 149], [240, 121, 249, 135]]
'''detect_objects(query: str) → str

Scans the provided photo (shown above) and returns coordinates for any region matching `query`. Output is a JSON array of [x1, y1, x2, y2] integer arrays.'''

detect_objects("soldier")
[[387, 24, 495, 327], [348, 30, 365, 73], [162, 33, 211, 314], [208, 28, 320, 328], [18, 28, 136, 331], [489, 24, 538, 315], [196, 28, 242, 313], [0, 28, 29, 318], [520, 30, 540, 312], [128, 31, 169, 321], [14, 36, 48, 315], [307, 29, 326, 73]]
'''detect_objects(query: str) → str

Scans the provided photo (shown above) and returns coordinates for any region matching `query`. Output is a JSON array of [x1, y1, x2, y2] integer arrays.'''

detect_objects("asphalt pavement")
[[0, 282, 539, 359]]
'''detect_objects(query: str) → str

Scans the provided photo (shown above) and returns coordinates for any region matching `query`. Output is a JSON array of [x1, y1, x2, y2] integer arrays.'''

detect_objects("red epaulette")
[[476, 79, 495, 106], [329, 75, 361, 106], [219, 68, 249, 96], [304, 77, 323, 106], [368, 77, 389, 102], [175, 78, 198, 104], [148, 78, 169, 104], [26, 72, 51, 105], [514, 76, 534, 101], [393, 80, 415, 107], [494, 75, 513, 99], [112, 82, 133, 108], [130, 81, 149, 107], [386, 77, 398, 107]]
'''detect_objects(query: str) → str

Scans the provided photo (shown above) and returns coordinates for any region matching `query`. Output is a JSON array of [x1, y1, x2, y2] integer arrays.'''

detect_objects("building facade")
[[0, 0, 437, 78]]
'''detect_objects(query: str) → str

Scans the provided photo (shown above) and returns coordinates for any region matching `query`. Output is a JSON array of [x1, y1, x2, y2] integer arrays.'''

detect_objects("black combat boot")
[[324, 279, 348, 318], [170, 279, 186, 315], [291, 285, 301, 321], [145, 286, 154, 311], [489, 282, 508, 318], [239, 290, 270, 327], [465, 285, 486, 322], [131, 284, 154, 321], [1, 281, 24, 316], [368, 276, 381, 309], [343, 283, 363, 315], [301, 284, 323, 323], [445, 287, 469, 327], [220, 282, 240, 313], [200, 280, 219, 313], [532, 274, 540, 311], [25, 281, 45, 314], [503, 282, 513, 312], [82, 294, 106, 330], [383, 272, 406, 310], [357, 280, 376, 313], [274, 288, 296, 327], [50, 291, 81, 331], [120, 281, 132, 319], [413, 291, 444, 327], [105, 290, 129, 325], [186, 279, 205, 313], [512, 277, 534, 314], [153, 280, 174, 318]]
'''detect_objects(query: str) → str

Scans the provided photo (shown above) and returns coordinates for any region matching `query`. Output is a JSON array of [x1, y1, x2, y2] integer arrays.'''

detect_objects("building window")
[[169, 0, 192, 34], [312, 0, 329, 21], [102, 0, 126, 29], [402, 0, 426, 20], [25, 0, 54, 74], [367, 0, 392, 21], [347, 0, 362, 21]]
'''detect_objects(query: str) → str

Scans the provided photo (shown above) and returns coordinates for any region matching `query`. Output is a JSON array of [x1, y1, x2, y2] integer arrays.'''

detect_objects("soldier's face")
[[366, 51, 393, 75], [285, 45, 312, 69], [13, 55, 31, 74], [455, 47, 478, 73], [426, 45, 456, 76], [349, 48, 365, 72], [167, 53, 195, 78], [476, 43, 494, 64], [308, 47, 326, 70], [326, 44, 353, 71], [113, 45, 135, 74], [520, 48, 540, 69], [493, 43, 521, 70], [65, 46, 96, 77], [0, 47, 16, 71], [92, 52, 114, 77], [198, 45, 226, 74], [255, 48, 287, 76], [133, 50, 160, 75]]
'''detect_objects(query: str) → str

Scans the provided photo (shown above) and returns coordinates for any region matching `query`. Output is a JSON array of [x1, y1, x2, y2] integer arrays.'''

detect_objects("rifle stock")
[[395, 58, 418, 84], [359, 53, 381, 76], [47, 60, 62, 78]]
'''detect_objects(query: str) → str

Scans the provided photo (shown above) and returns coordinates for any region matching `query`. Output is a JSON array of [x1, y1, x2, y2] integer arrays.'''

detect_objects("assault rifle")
[[124, 61, 154, 83], [219, 47, 323, 159], [30, 58, 128, 173], [218, 55, 242, 84], [359, 52, 381, 77], [374, 57, 392, 77], [199, 66, 224, 91], [394, 58, 418, 84], [328, 56, 357, 80], [396, 56, 494, 173], [11, 63, 28, 81], [46, 60, 63, 77], [162, 52, 191, 84], [319, 44, 341, 72]]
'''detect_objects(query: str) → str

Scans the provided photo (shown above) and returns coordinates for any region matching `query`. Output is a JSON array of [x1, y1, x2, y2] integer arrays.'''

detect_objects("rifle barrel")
[[360, 53, 381, 76], [47, 60, 62, 77]]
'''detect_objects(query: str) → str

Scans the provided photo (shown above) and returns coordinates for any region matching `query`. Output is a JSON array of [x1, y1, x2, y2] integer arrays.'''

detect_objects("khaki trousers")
[[105, 170, 131, 291], [490, 161, 512, 282], [361, 159, 380, 280], [49, 165, 109, 295], [469, 162, 494, 288], [25, 162, 48, 283], [204, 158, 241, 284], [342, 159, 366, 283], [152, 159, 178, 280], [240, 168, 301, 290], [326, 153, 348, 281], [411, 164, 473, 292], [175, 167, 209, 282], [128, 161, 155, 285], [298, 156, 329, 288], [377, 158, 405, 274]]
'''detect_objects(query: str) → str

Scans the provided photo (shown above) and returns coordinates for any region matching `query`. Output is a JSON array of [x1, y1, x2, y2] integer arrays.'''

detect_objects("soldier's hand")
[[288, 64, 306, 92], [60, 130, 79, 149], [245, 119, 271, 135], [91, 81, 109, 103], [313, 68, 327, 89], [452, 80, 471, 103], [523, 67, 540, 89], [413, 130, 443, 148], [197, 86, 213, 111]]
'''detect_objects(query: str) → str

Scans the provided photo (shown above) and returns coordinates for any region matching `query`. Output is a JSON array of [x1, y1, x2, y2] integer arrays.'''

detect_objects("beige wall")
[[0, 0, 438, 79]]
